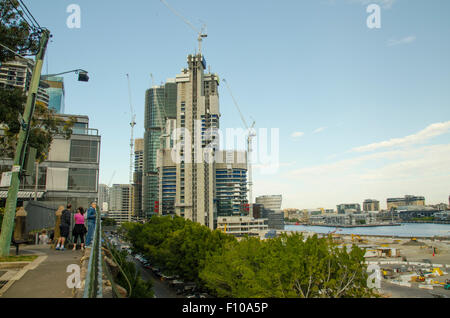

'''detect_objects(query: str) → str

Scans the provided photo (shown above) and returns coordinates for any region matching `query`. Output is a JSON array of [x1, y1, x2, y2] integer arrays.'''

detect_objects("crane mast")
[[222, 79, 256, 218], [126, 74, 136, 222]]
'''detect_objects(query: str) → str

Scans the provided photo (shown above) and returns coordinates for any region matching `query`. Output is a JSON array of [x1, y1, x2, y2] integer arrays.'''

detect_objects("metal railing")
[[83, 209, 103, 298]]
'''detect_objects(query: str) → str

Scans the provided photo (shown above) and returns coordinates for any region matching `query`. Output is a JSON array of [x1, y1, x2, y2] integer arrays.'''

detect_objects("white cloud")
[[281, 144, 450, 208], [313, 127, 327, 134], [388, 35, 416, 47], [291, 131, 305, 138], [352, 121, 450, 152]]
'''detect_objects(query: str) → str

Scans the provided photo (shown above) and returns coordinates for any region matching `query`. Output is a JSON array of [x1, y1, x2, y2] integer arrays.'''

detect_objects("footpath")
[[0, 245, 85, 298]]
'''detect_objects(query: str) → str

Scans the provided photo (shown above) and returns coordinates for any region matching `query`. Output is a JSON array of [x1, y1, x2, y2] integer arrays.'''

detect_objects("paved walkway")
[[0, 245, 84, 298]]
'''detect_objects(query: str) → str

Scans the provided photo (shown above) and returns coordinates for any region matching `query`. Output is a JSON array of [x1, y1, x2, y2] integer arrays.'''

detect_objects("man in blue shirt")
[[85, 202, 97, 247]]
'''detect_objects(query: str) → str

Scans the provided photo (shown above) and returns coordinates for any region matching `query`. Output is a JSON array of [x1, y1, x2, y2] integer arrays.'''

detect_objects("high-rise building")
[[173, 54, 220, 230], [215, 151, 248, 217], [143, 80, 177, 218], [255, 195, 282, 213], [0, 57, 49, 107], [387, 195, 425, 210], [43, 76, 65, 113], [98, 184, 110, 212], [363, 199, 380, 212], [153, 54, 225, 229], [133, 138, 144, 219], [108, 184, 132, 224]]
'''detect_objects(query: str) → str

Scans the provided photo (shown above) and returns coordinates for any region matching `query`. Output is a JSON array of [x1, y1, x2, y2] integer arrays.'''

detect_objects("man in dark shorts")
[[56, 204, 72, 251]]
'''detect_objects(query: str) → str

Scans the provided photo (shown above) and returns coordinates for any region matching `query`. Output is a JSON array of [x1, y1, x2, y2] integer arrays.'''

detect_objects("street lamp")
[[41, 69, 89, 82]]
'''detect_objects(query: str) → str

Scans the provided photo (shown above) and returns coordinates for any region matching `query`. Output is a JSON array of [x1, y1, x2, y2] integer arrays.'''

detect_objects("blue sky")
[[28, 0, 450, 209]]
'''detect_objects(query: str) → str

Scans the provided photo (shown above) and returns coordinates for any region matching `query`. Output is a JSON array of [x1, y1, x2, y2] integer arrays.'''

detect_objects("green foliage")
[[0, 254, 38, 262], [102, 218, 117, 227], [411, 217, 434, 222], [122, 217, 376, 298], [0, 0, 40, 62], [109, 244, 154, 298], [0, 2, 74, 162], [0, 97, 75, 162], [200, 233, 376, 298], [122, 216, 235, 283]]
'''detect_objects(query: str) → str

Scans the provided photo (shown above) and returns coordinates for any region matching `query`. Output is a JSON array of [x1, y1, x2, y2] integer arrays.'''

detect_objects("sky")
[[26, 0, 450, 210]]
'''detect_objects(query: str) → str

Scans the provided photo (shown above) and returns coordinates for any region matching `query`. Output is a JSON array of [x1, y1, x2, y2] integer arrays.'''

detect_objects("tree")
[[200, 233, 377, 298], [0, 1, 74, 163], [0, 0, 40, 62], [102, 218, 117, 227], [109, 244, 154, 298], [160, 221, 235, 282]]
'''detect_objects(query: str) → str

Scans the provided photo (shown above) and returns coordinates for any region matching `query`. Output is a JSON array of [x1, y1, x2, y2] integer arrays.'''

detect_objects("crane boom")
[[160, 0, 207, 54]]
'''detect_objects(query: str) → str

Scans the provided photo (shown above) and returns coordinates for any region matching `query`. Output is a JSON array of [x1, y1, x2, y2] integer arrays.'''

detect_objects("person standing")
[[72, 207, 87, 251], [56, 204, 72, 251], [85, 202, 97, 247], [39, 230, 49, 245]]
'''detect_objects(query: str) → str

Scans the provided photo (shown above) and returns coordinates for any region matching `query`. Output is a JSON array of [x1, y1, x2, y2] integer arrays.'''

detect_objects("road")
[[381, 281, 450, 298], [128, 255, 182, 298]]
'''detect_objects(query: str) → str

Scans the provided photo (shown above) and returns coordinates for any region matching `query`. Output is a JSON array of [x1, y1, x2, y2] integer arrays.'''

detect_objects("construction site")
[[328, 233, 450, 297]]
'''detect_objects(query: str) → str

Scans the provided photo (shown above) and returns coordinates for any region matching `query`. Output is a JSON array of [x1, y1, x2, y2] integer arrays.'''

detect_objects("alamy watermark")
[[165, 122, 280, 175], [367, 264, 382, 290], [66, 4, 81, 29], [366, 4, 381, 29], [66, 264, 82, 289]]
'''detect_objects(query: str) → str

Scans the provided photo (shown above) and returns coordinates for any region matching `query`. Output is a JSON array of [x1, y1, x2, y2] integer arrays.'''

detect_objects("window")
[[68, 168, 97, 191], [70, 140, 98, 163]]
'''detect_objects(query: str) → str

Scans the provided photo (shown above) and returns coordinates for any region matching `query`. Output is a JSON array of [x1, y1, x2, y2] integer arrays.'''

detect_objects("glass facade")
[[44, 76, 65, 114], [70, 140, 98, 163], [216, 168, 248, 217], [143, 83, 177, 218], [68, 168, 97, 191]]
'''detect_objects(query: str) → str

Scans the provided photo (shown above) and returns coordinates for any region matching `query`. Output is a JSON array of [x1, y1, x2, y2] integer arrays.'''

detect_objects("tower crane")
[[160, 0, 208, 54], [126, 74, 136, 222], [222, 79, 256, 218], [107, 170, 116, 188]]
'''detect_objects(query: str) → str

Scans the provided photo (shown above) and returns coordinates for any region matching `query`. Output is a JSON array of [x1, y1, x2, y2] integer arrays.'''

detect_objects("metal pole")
[[34, 161, 39, 201], [0, 30, 50, 257]]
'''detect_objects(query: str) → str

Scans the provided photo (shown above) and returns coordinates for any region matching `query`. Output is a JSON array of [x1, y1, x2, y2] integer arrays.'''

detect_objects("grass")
[[0, 255, 39, 263]]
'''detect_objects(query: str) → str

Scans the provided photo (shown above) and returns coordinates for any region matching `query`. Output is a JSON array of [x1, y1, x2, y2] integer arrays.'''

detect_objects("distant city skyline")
[[26, 0, 450, 209]]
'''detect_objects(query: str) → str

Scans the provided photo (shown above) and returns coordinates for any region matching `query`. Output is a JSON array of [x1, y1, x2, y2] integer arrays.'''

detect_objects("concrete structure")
[[0, 57, 49, 108], [363, 199, 380, 212], [387, 195, 425, 211], [0, 115, 101, 210], [98, 184, 110, 212], [337, 203, 361, 214], [255, 195, 282, 213], [107, 184, 132, 224], [172, 54, 220, 230], [217, 216, 268, 238]]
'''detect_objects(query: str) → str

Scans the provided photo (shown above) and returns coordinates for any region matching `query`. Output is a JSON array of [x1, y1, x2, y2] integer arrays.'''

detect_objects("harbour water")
[[285, 223, 450, 238]]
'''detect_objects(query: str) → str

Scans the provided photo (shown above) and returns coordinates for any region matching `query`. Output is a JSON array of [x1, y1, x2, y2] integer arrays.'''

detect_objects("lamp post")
[[41, 69, 89, 82], [0, 29, 50, 257], [0, 44, 90, 256]]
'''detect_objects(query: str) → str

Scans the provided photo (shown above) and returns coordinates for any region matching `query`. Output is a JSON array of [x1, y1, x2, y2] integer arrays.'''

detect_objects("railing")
[[83, 209, 103, 298]]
